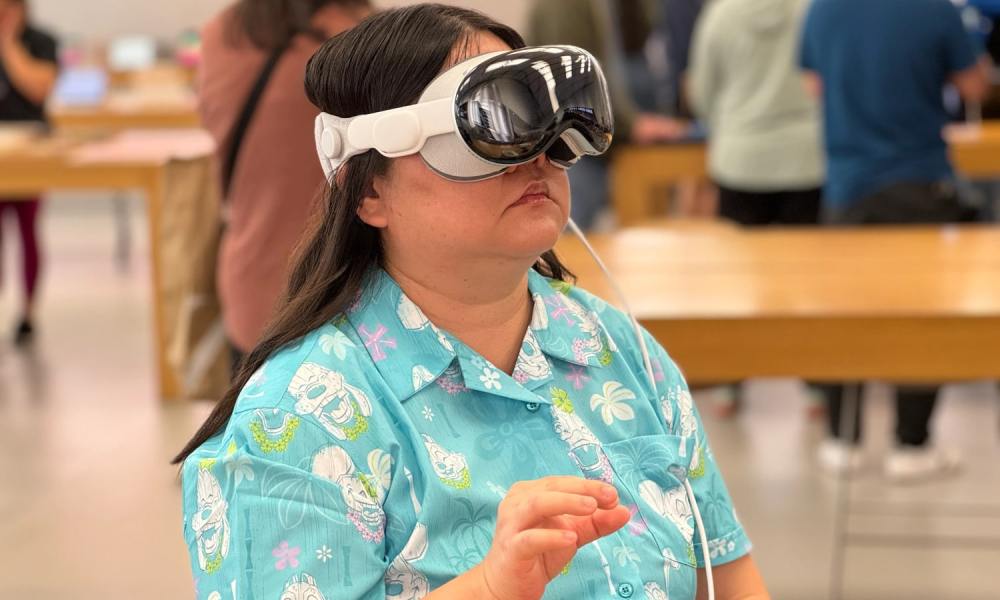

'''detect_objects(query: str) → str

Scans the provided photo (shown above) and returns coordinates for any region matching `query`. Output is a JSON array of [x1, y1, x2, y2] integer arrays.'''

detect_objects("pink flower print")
[[435, 365, 468, 395], [625, 505, 648, 536], [359, 324, 397, 362], [272, 541, 301, 571], [565, 366, 590, 390], [545, 295, 575, 326], [652, 359, 665, 383]]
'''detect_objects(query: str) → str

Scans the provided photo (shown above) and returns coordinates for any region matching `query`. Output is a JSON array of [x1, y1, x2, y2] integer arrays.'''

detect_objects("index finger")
[[533, 476, 619, 508]]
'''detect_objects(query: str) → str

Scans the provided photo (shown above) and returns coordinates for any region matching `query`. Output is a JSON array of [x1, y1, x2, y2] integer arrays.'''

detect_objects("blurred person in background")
[[802, 0, 991, 481], [0, 0, 57, 346], [199, 0, 370, 372], [687, 0, 824, 418], [688, 0, 823, 227], [643, 0, 719, 220], [528, 0, 688, 229], [653, 0, 704, 118]]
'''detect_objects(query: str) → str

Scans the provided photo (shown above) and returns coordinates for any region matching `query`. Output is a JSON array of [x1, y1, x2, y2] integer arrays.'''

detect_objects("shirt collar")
[[526, 270, 616, 370], [347, 269, 459, 403], [346, 269, 613, 404]]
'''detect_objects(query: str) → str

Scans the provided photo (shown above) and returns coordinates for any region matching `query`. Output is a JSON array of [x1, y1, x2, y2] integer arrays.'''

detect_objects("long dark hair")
[[229, 0, 370, 50], [174, 4, 575, 464]]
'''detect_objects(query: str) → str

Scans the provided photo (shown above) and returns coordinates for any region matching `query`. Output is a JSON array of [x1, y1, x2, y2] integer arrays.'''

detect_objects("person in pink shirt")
[[198, 0, 370, 371]]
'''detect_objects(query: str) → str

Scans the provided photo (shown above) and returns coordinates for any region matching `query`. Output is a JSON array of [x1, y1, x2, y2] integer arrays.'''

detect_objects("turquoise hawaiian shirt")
[[181, 268, 751, 600]]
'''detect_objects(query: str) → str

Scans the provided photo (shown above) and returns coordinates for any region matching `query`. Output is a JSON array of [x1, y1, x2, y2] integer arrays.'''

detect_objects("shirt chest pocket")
[[604, 434, 698, 549]]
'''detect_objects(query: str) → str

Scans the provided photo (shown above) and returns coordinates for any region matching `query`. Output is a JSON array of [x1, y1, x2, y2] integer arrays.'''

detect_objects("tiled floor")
[[1, 198, 998, 599]]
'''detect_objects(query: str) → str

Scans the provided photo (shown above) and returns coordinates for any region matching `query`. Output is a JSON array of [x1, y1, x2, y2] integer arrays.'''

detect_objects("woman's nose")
[[505, 152, 553, 175]]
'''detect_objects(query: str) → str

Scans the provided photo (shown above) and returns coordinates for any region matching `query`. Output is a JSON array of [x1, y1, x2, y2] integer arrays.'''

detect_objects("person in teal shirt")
[[174, 5, 767, 599]]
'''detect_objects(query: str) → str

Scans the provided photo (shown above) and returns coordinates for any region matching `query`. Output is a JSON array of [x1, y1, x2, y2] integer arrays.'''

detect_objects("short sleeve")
[[937, 0, 980, 74], [182, 408, 399, 600], [640, 329, 753, 568]]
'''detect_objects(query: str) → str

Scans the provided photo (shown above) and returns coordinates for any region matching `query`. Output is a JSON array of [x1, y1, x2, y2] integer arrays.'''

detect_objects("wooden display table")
[[555, 222, 1000, 384], [611, 122, 1000, 226]]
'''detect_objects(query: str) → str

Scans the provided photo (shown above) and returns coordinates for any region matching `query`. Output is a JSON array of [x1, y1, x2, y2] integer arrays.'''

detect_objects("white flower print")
[[590, 381, 636, 425], [422, 406, 434, 421], [319, 331, 356, 360], [224, 453, 254, 486], [315, 545, 333, 562], [612, 544, 641, 566], [709, 538, 737, 559], [479, 368, 501, 391]]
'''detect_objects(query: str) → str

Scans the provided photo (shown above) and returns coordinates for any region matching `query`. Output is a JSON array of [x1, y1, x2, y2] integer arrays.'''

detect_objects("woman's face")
[[360, 33, 572, 274], [0, 1, 22, 21]]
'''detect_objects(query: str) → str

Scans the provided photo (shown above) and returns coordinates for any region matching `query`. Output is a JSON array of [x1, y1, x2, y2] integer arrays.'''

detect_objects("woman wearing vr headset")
[[175, 4, 768, 599]]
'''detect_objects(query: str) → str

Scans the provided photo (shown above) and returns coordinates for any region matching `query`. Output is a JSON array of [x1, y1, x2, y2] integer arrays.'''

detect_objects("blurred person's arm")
[[940, 0, 992, 104], [951, 55, 992, 104], [0, 5, 57, 105], [798, 0, 822, 101], [802, 71, 822, 99]]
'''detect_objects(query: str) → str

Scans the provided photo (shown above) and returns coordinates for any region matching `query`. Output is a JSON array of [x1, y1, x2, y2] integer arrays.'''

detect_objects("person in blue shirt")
[[801, 0, 991, 480], [173, 5, 769, 599]]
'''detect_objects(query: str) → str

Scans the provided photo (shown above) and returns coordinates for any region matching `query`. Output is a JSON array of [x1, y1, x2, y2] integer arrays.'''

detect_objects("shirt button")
[[525, 402, 540, 412], [617, 583, 634, 598]]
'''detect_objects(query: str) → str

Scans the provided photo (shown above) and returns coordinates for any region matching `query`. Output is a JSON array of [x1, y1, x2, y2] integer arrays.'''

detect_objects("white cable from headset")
[[566, 218, 715, 600]]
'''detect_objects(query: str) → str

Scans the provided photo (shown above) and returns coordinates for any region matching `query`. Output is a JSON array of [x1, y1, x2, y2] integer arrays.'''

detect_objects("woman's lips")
[[512, 182, 552, 207]]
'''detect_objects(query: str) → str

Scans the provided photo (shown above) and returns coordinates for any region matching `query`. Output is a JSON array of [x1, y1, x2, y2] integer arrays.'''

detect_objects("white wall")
[[29, 0, 529, 43]]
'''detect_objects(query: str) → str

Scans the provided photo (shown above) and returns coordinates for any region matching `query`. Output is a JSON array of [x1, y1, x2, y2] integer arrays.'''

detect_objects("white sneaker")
[[884, 446, 961, 483], [817, 439, 865, 476]]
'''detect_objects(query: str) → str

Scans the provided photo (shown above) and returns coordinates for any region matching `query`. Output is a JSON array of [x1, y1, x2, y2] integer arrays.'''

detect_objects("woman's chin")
[[497, 219, 566, 260]]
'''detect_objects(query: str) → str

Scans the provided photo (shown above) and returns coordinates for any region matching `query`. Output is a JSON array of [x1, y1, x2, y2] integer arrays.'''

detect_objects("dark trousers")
[[0, 198, 42, 309], [717, 185, 823, 225], [816, 384, 938, 447], [819, 180, 981, 447]]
